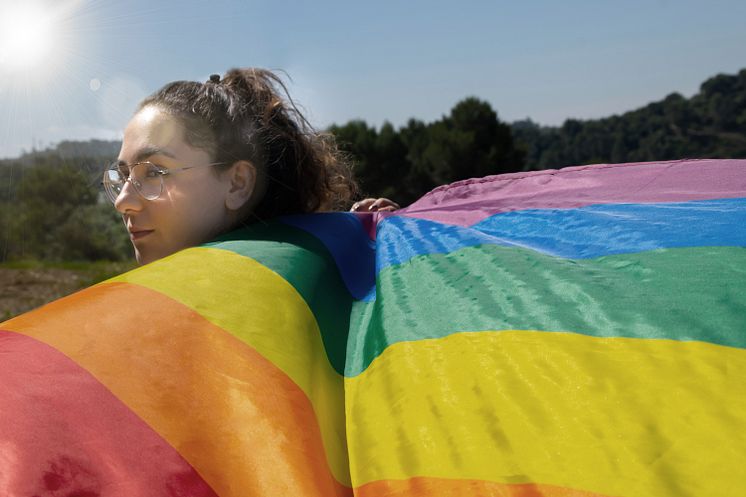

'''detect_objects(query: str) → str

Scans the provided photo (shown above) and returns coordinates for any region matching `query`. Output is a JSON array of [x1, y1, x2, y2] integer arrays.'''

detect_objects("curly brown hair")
[[137, 68, 358, 221]]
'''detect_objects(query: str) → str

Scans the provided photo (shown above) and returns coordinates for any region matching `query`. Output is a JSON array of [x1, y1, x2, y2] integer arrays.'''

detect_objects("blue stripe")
[[282, 212, 377, 301], [377, 197, 746, 270]]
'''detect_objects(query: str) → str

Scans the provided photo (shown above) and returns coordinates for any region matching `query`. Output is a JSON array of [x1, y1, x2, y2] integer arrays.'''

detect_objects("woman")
[[103, 68, 397, 264]]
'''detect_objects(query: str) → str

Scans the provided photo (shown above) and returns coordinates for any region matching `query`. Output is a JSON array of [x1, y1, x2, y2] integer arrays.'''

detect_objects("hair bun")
[[208, 74, 221, 83]]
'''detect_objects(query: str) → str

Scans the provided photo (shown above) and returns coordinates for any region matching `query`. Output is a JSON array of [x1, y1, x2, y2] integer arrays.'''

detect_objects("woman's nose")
[[114, 179, 144, 214]]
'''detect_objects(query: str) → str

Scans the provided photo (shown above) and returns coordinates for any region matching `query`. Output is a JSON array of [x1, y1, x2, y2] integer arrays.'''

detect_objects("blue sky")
[[1, 0, 745, 158]]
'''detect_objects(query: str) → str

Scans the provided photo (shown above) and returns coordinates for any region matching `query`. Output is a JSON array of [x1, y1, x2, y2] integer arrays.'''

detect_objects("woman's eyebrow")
[[118, 147, 177, 166]]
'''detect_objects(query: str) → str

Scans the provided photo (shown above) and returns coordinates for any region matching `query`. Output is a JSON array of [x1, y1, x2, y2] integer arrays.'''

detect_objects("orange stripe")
[[4, 282, 351, 497], [356, 477, 613, 497]]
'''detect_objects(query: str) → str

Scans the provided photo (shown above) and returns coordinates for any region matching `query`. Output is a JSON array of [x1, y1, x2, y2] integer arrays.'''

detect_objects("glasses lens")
[[131, 163, 163, 200], [103, 167, 125, 203], [102, 162, 163, 202]]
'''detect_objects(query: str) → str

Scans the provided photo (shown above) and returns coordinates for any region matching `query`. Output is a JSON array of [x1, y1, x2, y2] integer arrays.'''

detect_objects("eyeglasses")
[[102, 161, 227, 203]]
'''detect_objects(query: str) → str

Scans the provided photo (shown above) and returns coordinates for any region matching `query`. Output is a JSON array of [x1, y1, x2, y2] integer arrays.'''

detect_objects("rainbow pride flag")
[[1, 158, 744, 497]]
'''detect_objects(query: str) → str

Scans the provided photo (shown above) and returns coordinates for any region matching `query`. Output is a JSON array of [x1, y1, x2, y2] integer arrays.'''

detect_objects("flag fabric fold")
[[1, 158, 744, 496]]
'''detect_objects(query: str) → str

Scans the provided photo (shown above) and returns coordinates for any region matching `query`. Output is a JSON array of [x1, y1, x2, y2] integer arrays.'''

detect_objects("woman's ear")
[[224, 160, 257, 211]]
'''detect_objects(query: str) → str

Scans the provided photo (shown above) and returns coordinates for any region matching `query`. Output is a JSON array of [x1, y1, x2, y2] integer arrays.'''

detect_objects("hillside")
[[512, 69, 746, 169], [2, 139, 122, 165]]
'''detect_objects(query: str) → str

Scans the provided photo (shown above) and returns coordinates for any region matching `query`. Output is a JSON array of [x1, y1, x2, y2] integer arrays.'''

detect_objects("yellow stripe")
[[345, 330, 746, 497], [110, 247, 349, 486]]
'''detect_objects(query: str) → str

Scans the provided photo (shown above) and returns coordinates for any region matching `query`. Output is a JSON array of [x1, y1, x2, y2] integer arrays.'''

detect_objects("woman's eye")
[[145, 167, 163, 178]]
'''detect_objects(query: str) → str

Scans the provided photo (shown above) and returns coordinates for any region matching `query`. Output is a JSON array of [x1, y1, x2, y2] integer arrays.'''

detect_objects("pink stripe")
[[397, 159, 746, 226], [0, 330, 218, 497]]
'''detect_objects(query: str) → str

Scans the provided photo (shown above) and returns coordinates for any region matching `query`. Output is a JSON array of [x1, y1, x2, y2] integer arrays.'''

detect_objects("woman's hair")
[[137, 68, 358, 220]]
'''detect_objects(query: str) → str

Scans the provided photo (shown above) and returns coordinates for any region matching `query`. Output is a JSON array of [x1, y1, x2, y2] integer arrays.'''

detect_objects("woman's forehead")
[[125, 107, 184, 147], [120, 107, 208, 163]]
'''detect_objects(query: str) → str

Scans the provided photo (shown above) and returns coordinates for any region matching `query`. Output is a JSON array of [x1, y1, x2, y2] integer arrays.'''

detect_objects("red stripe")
[[0, 330, 218, 497]]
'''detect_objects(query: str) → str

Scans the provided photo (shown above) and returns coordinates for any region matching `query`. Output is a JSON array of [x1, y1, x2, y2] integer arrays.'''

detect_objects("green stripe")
[[346, 245, 746, 376], [205, 224, 352, 375]]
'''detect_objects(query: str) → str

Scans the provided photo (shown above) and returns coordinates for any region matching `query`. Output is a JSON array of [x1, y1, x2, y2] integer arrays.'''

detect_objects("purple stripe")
[[397, 159, 746, 227]]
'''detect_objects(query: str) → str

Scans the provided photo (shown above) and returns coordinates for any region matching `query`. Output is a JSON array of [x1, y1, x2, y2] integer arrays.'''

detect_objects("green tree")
[[330, 120, 409, 200], [331, 99, 526, 205], [51, 204, 131, 261], [406, 97, 525, 196], [14, 162, 96, 258], [0, 157, 130, 262]]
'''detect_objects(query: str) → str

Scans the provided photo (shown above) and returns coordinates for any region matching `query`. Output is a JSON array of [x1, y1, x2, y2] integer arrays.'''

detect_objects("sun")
[[0, 2, 59, 73]]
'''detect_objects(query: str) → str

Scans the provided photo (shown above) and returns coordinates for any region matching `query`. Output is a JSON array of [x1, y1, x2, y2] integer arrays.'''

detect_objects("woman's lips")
[[129, 229, 154, 240]]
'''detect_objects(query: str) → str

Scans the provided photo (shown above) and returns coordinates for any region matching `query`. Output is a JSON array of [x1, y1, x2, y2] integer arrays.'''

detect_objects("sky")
[[0, 0, 745, 159]]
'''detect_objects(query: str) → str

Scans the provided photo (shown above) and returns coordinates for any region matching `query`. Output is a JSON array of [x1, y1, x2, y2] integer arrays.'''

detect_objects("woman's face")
[[115, 106, 235, 264]]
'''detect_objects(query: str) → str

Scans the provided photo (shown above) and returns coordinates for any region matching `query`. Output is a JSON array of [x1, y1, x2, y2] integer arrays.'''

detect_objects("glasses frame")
[[103, 160, 228, 203]]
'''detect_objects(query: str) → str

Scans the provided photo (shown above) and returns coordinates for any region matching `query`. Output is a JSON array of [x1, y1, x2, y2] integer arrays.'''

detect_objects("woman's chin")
[[133, 240, 189, 266], [133, 248, 150, 266], [133, 246, 163, 266]]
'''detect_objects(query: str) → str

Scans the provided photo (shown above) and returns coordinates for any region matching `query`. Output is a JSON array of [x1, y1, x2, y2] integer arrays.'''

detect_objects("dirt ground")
[[0, 267, 91, 320], [0, 263, 134, 322]]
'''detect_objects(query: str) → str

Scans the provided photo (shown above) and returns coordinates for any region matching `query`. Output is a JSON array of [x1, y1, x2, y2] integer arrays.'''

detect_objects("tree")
[[407, 98, 525, 195], [13, 161, 96, 258], [51, 204, 131, 261], [0, 157, 130, 261], [331, 99, 526, 205], [330, 120, 410, 200]]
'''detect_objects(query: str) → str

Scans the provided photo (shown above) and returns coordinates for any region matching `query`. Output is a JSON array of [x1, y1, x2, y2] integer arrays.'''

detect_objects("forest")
[[1, 68, 744, 263]]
